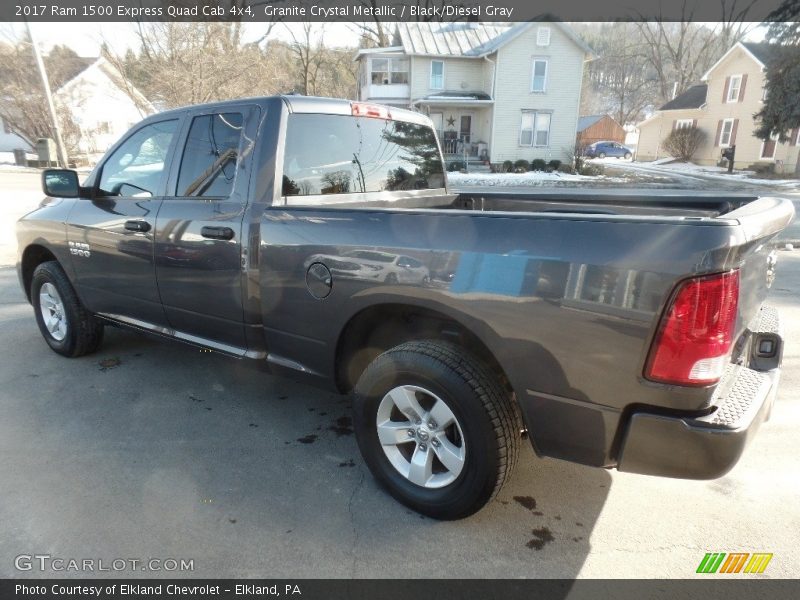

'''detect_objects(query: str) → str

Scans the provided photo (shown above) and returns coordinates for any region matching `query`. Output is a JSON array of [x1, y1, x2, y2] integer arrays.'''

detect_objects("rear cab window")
[[281, 112, 445, 201]]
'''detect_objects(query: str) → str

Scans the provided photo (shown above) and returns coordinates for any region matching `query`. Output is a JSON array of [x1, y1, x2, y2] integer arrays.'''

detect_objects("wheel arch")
[[333, 302, 514, 399], [20, 243, 60, 302]]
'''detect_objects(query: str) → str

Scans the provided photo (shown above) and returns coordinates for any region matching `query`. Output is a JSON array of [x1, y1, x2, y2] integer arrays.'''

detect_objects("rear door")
[[154, 104, 260, 351], [67, 118, 182, 327]]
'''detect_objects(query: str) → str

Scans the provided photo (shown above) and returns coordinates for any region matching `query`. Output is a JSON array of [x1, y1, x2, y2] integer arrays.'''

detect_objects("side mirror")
[[42, 169, 80, 198]]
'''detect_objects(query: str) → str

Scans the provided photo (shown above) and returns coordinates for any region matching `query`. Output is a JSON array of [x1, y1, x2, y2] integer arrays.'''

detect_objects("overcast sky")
[[0, 21, 357, 56], [0, 21, 767, 58]]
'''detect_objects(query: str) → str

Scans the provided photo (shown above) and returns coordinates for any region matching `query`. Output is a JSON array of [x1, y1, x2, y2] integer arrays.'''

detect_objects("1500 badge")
[[68, 241, 90, 258]]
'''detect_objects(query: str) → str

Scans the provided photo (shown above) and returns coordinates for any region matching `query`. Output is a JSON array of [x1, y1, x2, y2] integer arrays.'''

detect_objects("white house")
[[355, 22, 592, 165], [55, 56, 154, 156], [1, 56, 153, 160]]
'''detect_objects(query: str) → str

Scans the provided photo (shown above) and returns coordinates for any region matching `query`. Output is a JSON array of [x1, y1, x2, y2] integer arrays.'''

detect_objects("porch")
[[412, 94, 494, 167]]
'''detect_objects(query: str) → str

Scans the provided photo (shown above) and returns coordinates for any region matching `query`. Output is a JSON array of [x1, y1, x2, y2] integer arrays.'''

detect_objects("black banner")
[[2, 0, 796, 23], [2, 579, 800, 600]]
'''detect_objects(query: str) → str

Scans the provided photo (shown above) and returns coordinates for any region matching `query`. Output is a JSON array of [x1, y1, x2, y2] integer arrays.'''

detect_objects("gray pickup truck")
[[17, 96, 794, 519]]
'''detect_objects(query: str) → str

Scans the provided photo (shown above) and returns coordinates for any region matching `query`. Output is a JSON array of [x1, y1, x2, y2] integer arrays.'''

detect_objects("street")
[[0, 169, 798, 578]]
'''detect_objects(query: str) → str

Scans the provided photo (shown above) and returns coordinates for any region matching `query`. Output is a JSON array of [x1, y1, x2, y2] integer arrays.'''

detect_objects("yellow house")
[[636, 42, 800, 173]]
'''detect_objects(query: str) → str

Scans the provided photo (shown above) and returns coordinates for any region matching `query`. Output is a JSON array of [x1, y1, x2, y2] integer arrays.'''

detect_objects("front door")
[[154, 105, 260, 351], [67, 118, 182, 327], [761, 135, 777, 160], [459, 114, 473, 145]]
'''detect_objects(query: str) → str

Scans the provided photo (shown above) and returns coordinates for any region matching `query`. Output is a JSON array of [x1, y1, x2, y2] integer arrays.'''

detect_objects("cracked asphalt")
[[1, 170, 798, 578]]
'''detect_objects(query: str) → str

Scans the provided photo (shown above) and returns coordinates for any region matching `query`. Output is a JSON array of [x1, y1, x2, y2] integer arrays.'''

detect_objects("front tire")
[[31, 261, 104, 357], [353, 340, 522, 520], [598, 152, 606, 159]]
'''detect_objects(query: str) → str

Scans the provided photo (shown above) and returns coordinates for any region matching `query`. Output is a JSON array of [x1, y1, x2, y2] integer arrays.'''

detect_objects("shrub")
[[502, 160, 514, 173], [548, 159, 562, 171], [557, 164, 575, 175], [662, 127, 705, 161], [530, 158, 547, 171], [579, 163, 604, 176], [514, 159, 530, 172]]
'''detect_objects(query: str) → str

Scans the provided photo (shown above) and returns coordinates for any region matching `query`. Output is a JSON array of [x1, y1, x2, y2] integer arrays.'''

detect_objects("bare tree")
[[285, 23, 328, 96], [0, 37, 84, 152], [577, 22, 658, 125], [116, 23, 281, 108], [635, 2, 752, 106]]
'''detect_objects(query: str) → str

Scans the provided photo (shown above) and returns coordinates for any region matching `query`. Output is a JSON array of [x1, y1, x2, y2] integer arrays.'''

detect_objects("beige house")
[[355, 22, 592, 165], [637, 42, 800, 172]]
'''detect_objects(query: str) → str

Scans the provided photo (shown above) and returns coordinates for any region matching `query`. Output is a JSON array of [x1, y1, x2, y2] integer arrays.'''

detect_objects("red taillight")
[[351, 102, 391, 119], [645, 270, 740, 386]]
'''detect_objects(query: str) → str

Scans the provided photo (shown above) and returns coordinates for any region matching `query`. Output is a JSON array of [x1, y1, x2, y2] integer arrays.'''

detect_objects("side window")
[[175, 112, 244, 197], [98, 120, 178, 197]]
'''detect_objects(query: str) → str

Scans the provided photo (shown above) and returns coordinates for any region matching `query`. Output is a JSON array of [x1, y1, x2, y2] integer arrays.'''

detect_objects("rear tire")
[[624, 152, 632, 159], [598, 152, 606, 159], [353, 340, 522, 520], [31, 261, 104, 357]]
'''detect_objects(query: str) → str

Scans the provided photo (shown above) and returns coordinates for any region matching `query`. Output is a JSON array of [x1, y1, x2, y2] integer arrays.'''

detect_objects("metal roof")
[[396, 22, 592, 58], [577, 114, 604, 132], [396, 22, 510, 57]]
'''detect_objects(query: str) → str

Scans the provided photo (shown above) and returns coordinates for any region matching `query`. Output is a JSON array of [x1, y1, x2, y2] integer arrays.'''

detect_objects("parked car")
[[306, 250, 430, 285], [17, 96, 793, 520], [585, 141, 633, 159]]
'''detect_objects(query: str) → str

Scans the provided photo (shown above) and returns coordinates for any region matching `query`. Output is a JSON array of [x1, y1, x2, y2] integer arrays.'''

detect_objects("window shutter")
[[672, 120, 677, 131], [738, 74, 747, 102], [791, 128, 799, 146], [692, 119, 698, 128], [714, 120, 723, 146], [722, 77, 730, 102], [730, 119, 739, 145]]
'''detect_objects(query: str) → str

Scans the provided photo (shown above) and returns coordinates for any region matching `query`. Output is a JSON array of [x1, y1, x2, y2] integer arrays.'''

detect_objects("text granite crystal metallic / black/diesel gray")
[[15, 95, 794, 519]]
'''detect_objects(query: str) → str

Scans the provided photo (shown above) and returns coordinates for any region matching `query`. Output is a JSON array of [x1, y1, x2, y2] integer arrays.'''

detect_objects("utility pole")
[[25, 20, 69, 168]]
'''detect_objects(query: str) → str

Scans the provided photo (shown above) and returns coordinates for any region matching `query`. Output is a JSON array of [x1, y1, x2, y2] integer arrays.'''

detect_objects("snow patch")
[[447, 171, 627, 187]]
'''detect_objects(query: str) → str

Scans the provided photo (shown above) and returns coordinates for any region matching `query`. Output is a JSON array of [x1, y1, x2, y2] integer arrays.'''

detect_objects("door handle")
[[124, 220, 151, 233], [201, 226, 235, 240]]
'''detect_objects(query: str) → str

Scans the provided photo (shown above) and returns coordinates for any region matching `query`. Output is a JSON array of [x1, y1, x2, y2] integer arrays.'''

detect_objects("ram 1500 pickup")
[[17, 96, 794, 519]]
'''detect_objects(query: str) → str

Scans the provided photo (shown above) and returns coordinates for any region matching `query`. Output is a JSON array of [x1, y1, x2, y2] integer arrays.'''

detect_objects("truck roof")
[[143, 95, 432, 127]]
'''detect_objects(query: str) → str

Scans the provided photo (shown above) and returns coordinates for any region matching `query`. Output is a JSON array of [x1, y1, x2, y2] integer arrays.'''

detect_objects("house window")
[[520, 111, 552, 147], [727, 75, 742, 102], [1, 117, 10, 134], [675, 119, 694, 130], [430, 60, 444, 89], [720, 118, 735, 147], [762, 86, 768, 102], [536, 27, 551, 47], [371, 58, 408, 85], [531, 59, 548, 93]]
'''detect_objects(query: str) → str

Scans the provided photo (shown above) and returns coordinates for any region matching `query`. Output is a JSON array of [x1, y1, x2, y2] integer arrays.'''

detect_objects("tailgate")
[[724, 197, 794, 343]]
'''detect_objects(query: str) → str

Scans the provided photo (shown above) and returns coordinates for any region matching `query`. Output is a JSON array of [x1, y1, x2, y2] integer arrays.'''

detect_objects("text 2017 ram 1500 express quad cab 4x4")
[[17, 96, 794, 519]]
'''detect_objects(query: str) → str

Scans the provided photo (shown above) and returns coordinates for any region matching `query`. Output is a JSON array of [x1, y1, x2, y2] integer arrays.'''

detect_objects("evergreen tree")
[[754, 3, 800, 141]]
